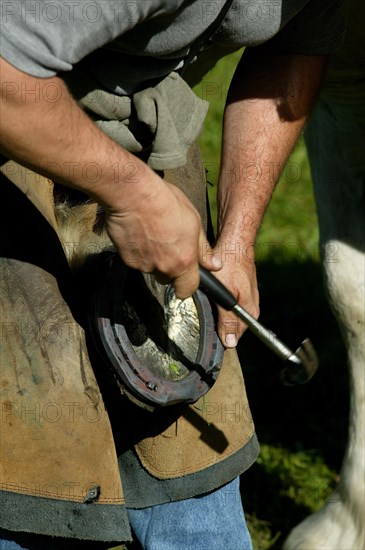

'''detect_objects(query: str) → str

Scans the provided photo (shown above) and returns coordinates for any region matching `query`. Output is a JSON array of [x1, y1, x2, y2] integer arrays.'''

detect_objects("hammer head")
[[281, 338, 319, 385]]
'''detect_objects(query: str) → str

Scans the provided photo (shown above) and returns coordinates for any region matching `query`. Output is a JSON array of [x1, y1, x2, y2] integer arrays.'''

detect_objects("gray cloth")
[[1, 0, 348, 94], [64, 70, 209, 170], [0, 492, 132, 543]]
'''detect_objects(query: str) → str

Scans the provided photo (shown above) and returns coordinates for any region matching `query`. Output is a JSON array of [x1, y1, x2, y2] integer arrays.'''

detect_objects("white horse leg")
[[283, 97, 365, 549]]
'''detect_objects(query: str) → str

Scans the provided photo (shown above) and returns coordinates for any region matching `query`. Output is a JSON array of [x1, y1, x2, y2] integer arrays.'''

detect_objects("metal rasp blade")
[[199, 266, 318, 384]]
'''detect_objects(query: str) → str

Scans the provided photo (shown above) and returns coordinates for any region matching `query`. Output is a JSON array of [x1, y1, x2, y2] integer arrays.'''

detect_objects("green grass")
[[194, 52, 348, 549], [194, 49, 243, 221]]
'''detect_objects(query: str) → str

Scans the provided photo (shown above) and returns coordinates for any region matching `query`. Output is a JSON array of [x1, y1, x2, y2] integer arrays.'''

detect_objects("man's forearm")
[[213, 49, 327, 345], [0, 58, 152, 208], [217, 49, 327, 252], [0, 57, 220, 297]]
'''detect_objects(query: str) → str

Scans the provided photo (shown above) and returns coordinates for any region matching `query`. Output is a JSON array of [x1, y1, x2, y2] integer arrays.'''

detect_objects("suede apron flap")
[[133, 348, 256, 479]]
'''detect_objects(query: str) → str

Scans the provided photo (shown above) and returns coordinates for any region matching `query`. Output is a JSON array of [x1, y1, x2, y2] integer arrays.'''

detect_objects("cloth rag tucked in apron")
[[63, 70, 209, 170]]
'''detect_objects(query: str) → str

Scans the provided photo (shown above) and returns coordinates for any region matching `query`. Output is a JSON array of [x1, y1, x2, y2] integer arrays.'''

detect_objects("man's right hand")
[[104, 168, 221, 299]]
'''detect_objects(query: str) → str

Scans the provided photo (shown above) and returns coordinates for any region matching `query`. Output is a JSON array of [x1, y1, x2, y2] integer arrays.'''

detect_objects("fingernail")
[[225, 334, 237, 348], [212, 256, 222, 269]]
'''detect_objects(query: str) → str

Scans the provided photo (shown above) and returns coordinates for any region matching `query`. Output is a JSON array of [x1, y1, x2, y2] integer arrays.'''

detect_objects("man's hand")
[[0, 57, 220, 298], [104, 175, 219, 299], [212, 239, 259, 347]]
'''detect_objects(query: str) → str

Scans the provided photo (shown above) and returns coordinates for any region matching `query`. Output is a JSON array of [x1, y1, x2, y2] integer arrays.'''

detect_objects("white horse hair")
[[283, 238, 365, 550], [55, 200, 112, 269]]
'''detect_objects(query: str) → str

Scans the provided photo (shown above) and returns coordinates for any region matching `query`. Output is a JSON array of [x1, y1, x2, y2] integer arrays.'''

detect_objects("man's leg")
[[0, 539, 24, 550], [126, 477, 253, 550]]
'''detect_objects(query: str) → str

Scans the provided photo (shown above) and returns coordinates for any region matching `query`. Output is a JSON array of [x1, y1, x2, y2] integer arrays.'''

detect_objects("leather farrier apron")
[[0, 72, 259, 542]]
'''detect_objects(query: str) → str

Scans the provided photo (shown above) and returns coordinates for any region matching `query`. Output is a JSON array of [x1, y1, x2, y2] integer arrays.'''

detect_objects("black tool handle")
[[199, 266, 237, 311]]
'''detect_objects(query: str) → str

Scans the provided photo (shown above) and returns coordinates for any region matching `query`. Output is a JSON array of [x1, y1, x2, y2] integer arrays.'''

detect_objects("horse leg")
[[283, 98, 365, 549]]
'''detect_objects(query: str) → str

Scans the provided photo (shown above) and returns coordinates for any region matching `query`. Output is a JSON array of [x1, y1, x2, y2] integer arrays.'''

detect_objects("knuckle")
[[173, 251, 195, 275]]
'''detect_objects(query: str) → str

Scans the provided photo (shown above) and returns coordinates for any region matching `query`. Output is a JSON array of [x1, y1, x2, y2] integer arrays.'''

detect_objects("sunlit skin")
[[0, 50, 326, 347]]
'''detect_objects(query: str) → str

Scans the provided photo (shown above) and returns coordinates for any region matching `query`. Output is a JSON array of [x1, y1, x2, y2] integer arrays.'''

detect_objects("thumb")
[[198, 229, 222, 272]]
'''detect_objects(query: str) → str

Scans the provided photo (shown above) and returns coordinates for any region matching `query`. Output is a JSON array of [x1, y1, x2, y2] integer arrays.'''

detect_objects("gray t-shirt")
[[1, 0, 348, 94]]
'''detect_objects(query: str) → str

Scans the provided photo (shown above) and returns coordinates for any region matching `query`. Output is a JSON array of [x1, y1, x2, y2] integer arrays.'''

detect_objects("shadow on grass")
[[238, 258, 349, 548]]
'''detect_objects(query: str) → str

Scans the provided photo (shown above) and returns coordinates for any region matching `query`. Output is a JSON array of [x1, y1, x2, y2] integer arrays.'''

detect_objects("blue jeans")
[[126, 477, 253, 550], [0, 478, 252, 549]]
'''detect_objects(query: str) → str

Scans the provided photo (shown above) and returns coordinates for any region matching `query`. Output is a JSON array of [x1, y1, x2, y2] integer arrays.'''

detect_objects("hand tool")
[[199, 266, 318, 385]]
